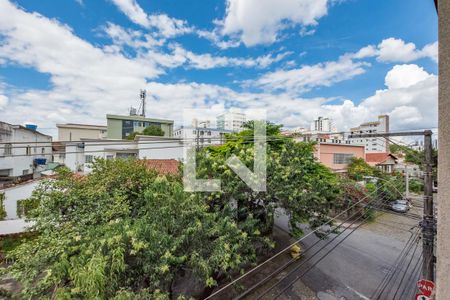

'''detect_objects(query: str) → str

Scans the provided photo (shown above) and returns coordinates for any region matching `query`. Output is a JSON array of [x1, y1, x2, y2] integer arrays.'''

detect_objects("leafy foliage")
[[2, 161, 255, 299], [128, 125, 165, 140], [197, 121, 340, 237], [16, 197, 40, 218], [0, 192, 6, 221], [409, 178, 424, 193], [347, 157, 381, 181]]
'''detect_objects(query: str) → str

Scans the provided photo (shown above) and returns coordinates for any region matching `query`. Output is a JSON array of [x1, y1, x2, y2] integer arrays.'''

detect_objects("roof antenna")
[[139, 89, 146, 117]]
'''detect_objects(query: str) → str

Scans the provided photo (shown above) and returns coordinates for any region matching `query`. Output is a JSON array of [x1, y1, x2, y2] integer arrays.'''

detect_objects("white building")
[[348, 115, 390, 153], [0, 122, 52, 178], [217, 111, 246, 132], [63, 136, 184, 173], [56, 123, 107, 141], [173, 126, 232, 147], [310, 117, 337, 133]]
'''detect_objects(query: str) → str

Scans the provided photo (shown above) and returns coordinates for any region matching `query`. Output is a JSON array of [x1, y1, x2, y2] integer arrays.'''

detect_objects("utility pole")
[[349, 130, 436, 282], [405, 166, 409, 199], [422, 130, 435, 281]]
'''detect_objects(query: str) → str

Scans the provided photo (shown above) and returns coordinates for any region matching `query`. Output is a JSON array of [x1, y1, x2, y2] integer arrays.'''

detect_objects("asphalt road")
[[272, 207, 422, 300]]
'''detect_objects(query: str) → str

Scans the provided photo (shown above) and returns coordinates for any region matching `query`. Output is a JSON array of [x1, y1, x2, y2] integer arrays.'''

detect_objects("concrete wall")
[[436, 0, 449, 298], [58, 126, 106, 141], [137, 137, 183, 160], [315, 143, 365, 171]]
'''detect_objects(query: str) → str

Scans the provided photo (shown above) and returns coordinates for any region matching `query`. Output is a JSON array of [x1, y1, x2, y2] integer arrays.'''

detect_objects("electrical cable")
[[203, 188, 382, 300], [252, 193, 395, 300], [234, 189, 390, 299]]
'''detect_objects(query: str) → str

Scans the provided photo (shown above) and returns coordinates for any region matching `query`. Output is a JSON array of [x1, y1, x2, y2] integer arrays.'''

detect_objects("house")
[[365, 153, 398, 173], [106, 114, 174, 139], [0, 122, 52, 180], [314, 143, 366, 173], [56, 123, 107, 141], [62, 135, 184, 173], [348, 115, 390, 153]]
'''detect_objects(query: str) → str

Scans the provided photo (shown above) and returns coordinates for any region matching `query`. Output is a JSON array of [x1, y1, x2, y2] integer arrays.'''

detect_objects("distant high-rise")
[[310, 117, 337, 133], [349, 115, 390, 153], [217, 110, 246, 132]]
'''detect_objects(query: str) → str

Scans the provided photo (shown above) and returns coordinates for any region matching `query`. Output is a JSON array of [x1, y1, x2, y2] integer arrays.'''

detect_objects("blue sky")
[[0, 0, 438, 136]]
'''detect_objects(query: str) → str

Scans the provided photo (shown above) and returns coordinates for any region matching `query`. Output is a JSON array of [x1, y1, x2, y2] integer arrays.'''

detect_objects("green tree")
[[127, 125, 165, 140], [2, 161, 256, 299], [347, 157, 381, 181], [0, 192, 6, 220], [196, 121, 340, 237]]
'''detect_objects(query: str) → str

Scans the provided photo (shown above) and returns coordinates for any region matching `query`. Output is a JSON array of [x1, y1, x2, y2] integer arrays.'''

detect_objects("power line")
[[268, 205, 387, 300], [234, 190, 390, 299], [203, 188, 382, 300], [251, 193, 397, 299]]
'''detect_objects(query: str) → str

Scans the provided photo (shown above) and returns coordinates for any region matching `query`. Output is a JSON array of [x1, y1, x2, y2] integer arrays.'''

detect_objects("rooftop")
[[56, 123, 107, 129], [106, 114, 174, 124], [144, 159, 180, 175]]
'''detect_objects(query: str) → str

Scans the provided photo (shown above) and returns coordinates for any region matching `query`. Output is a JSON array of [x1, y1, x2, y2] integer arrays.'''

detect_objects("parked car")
[[390, 199, 411, 213], [394, 199, 412, 208]]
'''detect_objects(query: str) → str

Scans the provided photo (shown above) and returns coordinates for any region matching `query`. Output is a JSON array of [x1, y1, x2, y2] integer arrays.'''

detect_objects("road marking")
[[346, 286, 371, 300]]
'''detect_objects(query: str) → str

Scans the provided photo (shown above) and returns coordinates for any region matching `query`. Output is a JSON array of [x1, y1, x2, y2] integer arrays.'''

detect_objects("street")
[[262, 202, 423, 299]]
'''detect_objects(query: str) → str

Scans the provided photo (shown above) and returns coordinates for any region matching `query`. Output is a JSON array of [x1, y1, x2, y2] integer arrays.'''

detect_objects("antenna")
[[140, 89, 146, 117]]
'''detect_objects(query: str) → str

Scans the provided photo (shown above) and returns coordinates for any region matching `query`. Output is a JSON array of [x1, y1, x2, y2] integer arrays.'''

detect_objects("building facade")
[[217, 111, 246, 132], [107, 114, 174, 139], [63, 136, 183, 173], [310, 117, 337, 133], [173, 126, 231, 147], [56, 123, 107, 141], [313, 143, 366, 173], [0, 122, 52, 178], [348, 115, 390, 153]]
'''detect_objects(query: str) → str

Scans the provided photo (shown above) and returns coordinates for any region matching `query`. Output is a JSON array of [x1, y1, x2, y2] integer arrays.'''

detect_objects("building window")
[[26, 146, 31, 155], [41, 147, 45, 154], [106, 155, 114, 160], [4, 143, 12, 156], [85, 155, 94, 163], [333, 153, 354, 164]]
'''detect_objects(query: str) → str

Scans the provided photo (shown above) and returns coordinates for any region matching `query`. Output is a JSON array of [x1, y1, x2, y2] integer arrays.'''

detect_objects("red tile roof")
[[365, 153, 397, 164], [144, 159, 180, 175]]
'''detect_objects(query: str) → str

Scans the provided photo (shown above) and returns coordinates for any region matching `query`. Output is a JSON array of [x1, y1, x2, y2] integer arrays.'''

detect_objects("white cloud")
[[251, 56, 369, 94], [0, 94, 8, 109], [353, 38, 438, 63], [110, 0, 192, 38], [0, 1, 437, 137], [102, 23, 292, 70], [384, 64, 432, 89], [219, 0, 329, 47]]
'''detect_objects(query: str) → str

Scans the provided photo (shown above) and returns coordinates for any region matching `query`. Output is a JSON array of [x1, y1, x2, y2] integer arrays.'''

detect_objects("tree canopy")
[[128, 125, 165, 140], [3, 122, 342, 298]]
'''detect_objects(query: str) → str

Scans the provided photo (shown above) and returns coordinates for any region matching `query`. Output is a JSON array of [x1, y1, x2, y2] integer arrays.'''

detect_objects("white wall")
[[0, 127, 52, 177], [137, 138, 184, 160]]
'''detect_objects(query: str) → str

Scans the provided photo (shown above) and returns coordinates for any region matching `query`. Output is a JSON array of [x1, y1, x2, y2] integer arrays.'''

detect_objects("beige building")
[[56, 123, 107, 141]]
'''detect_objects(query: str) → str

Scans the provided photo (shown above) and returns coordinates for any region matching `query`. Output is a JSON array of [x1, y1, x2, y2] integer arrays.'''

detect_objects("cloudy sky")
[[0, 0, 438, 136]]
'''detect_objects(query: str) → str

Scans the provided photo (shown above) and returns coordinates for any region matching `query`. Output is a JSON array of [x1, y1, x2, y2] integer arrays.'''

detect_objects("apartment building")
[[348, 115, 390, 153], [107, 114, 174, 139], [310, 116, 337, 133], [217, 111, 246, 132], [173, 125, 231, 147], [0, 122, 52, 179]]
